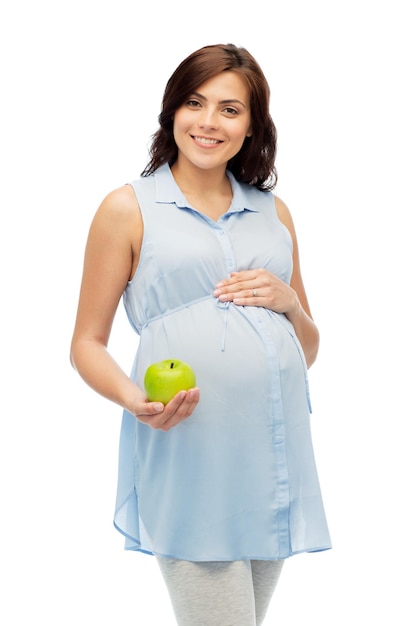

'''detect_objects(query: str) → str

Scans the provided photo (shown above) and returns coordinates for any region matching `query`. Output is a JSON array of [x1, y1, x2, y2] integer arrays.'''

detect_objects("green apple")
[[144, 359, 196, 405]]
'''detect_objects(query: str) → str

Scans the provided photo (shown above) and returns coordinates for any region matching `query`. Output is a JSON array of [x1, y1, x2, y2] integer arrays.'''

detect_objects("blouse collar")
[[154, 162, 260, 214]]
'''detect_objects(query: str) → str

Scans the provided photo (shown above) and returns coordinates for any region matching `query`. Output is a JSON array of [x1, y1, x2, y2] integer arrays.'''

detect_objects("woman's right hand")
[[132, 388, 200, 431]]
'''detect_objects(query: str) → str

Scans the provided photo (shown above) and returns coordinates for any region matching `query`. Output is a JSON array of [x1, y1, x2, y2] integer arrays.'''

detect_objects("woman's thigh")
[[251, 559, 284, 624], [156, 556, 283, 626]]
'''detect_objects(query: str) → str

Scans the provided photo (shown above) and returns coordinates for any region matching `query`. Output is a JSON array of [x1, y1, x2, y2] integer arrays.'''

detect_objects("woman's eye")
[[223, 107, 238, 116], [187, 99, 201, 108]]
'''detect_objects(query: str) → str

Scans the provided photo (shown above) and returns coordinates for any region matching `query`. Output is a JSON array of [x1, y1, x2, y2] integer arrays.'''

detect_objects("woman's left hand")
[[213, 268, 299, 315]]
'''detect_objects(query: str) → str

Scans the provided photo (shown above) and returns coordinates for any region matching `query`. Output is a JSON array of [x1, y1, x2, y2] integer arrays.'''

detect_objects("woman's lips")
[[192, 135, 222, 145]]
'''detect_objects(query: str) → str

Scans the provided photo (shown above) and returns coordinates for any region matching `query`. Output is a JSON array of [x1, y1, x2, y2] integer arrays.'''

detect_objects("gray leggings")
[[156, 556, 284, 626]]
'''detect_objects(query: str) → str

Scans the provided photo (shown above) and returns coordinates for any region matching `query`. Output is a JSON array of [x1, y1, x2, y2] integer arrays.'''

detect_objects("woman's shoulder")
[[273, 194, 297, 244], [101, 183, 138, 211], [88, 184, 141, 245], [273, 194, 291, 220], [94, 184, 140, 224]]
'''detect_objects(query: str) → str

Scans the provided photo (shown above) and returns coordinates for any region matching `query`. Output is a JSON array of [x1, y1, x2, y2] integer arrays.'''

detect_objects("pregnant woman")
[[70, 43, 331, 626]]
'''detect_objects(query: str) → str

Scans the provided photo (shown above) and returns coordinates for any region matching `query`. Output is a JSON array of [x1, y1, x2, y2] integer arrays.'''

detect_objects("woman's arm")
[[70, 185, 199, 430], [274, 196, 320, 368]]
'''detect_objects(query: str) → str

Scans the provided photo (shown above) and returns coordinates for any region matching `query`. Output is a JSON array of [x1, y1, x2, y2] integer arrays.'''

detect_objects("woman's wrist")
[[283, 289, 301, 321], [129, 390, 147, 416]]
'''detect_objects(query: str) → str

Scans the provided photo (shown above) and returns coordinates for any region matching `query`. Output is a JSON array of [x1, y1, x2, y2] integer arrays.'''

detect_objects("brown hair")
[[141, 43, 277, 191]]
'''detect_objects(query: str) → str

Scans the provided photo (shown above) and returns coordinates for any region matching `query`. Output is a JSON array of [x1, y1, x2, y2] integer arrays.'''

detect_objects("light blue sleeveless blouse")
[[113, 163, 331, 561]]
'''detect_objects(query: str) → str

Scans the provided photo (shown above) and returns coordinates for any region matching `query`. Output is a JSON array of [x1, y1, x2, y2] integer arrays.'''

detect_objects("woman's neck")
[[172, 157, 230, 190], [170, 160, 232, 221]]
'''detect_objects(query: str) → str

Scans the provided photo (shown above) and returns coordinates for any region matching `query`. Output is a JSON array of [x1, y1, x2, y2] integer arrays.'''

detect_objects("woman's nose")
[[197, 108, 219, 130]]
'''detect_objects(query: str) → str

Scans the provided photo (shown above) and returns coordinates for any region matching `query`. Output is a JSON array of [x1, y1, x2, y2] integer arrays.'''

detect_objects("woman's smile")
[[173, 70, 252, 171], [192, 135, 223, 145]]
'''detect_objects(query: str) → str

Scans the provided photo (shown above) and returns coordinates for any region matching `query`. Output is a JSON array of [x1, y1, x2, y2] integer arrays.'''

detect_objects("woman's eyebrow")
[[190, 92, 248, 108]]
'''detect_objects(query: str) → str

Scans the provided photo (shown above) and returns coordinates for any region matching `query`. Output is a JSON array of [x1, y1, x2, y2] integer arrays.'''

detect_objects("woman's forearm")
[[70, 339, 144, 414], [285, 302, 320, 368]]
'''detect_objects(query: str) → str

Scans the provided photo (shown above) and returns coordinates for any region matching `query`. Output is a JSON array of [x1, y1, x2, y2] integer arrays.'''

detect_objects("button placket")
[[214, 225, 236, 351]]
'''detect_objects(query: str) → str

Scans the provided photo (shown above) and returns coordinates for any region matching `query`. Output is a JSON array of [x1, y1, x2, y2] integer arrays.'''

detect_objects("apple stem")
[[170, 362, 174, 369]]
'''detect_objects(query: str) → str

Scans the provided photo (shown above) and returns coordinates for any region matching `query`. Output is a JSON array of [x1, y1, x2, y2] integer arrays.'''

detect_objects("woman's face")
[[173, 71, 252, 173]]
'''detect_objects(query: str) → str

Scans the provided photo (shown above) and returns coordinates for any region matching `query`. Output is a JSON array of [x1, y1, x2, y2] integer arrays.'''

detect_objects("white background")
[[1, 0, 416, 623]]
